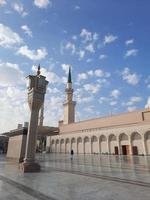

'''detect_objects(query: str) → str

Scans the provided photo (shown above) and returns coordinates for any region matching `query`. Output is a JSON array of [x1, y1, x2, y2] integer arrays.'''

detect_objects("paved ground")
[[0, 154, 150, 200]]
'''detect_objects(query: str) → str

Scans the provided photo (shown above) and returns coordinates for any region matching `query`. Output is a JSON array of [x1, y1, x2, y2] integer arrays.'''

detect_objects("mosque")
[[2, 66, 150, 159], [46, 67, 150, 156]]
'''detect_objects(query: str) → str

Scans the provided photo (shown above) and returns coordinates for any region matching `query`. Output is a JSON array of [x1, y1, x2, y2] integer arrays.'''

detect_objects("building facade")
[[47, 67, 150, 156]]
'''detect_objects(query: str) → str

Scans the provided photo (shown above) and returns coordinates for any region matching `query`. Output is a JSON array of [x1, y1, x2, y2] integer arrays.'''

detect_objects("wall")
[[59, 109, 150, 135], [7, 134, 26, 161]]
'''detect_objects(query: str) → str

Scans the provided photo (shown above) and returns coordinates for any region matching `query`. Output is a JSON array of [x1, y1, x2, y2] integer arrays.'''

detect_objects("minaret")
[[63, 66, 76, 124]]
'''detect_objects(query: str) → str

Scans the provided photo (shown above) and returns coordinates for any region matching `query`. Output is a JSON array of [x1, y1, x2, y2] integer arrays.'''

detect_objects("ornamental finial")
[[37, 64, 41, 76], [68, 65, 72, 83]]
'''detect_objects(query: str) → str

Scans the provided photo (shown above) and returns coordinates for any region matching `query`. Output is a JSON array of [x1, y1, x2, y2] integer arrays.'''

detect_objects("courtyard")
[[0, 154, 150, 200]]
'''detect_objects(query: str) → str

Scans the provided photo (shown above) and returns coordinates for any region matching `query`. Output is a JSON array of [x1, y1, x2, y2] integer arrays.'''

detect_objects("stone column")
[[117, 136, 121, 154], [24, 109, 39, 162], [107, 138, 110, 154], [129, 136, 133, 155], [142, 134, 146, 155], [99, 139, 101, 154]]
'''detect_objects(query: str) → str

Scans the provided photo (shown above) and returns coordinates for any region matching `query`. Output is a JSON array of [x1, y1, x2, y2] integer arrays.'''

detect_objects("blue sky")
[[0, 0, 150, 132]]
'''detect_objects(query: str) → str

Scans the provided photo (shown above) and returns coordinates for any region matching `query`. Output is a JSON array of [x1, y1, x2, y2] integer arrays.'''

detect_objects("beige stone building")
[[46, 67, 150, 156]]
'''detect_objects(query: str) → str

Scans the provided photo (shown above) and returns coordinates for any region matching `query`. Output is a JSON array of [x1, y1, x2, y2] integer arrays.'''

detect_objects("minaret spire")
[[37, 64, 41, 76], [68, 65, 72, 83]]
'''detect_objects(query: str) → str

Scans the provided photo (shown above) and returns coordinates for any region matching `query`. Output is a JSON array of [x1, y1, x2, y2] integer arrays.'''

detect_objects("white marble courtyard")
[[0, 154, 150, 200]]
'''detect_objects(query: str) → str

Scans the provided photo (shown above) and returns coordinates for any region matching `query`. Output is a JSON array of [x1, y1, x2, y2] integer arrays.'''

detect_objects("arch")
[[84, 136, 91, 154], [145, 131, 150, 155], [77, 137, 83, 154], [71, 138, 76, 153], [99, 135, 107, 154], [65, 138, 70, 154], [119, 133, 130, 155], [91, 136, 99, 154], [55, 139, 59, 153], [60, 139, 65, 153], [119, 133, 128, 141], [108, 134, 117, 154], [131, 132, 143, 155]]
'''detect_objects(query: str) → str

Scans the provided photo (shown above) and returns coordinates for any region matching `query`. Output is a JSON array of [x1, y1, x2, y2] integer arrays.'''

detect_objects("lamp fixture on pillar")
[[22, 65, 48, 172]]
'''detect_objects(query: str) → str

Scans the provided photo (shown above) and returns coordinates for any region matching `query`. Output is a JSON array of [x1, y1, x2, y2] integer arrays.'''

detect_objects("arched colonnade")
[[50, 131, 150, 155]]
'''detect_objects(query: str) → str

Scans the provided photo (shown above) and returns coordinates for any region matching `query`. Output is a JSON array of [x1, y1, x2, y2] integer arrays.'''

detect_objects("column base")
[[21, 162, 41, 173]]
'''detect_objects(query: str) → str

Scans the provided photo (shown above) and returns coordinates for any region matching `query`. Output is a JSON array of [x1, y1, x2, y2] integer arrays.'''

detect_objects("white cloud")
[[86, 58, 92, 63], [110, 89, 120, 99], [104, 34, 118, 45], [87, 70, 94, 76], [48, 87, 60, 94], [123, 96, 142, 106], [75, 5, 80, 10], [12, 2, 28, 17], [0, 0, 6, 6], [95, 69, 110, 78], [125, 49, 138, 57], [21, 25, 32, 37], [127, 106, 136, 112], [83, 83, 100, 94], [99, 96, 118, 106], [77, 69, 111, 84], [77, 96, 93, 104], [99, 97, 109, 104], [122, 67, 140, 85], [110, 101, 117, 106], [32, 65, 64, 84], [99, 54, 107, 60], [125, 39, 134, 45], [0, 24, 23, 48], [80, 29, 92, 42], [77, 73, 88, 82], [145, 97, 150, 108], [85, 43, 95, 53], [65, 42, 76, 54], [17, 45, 47, 60], [0, 86, 29, 133], [80, 29, 99, 43], [0, 62, 25, 86], [93, 33, 99, 41], [72, 35, 77, 40], [34, 0, 51, 8], [78, 50, 85, 59], [61, 64, 70, 74]]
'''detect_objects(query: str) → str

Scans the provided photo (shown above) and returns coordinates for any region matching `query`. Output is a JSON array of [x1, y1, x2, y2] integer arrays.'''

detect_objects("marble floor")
[[0, 154, 150, 200]]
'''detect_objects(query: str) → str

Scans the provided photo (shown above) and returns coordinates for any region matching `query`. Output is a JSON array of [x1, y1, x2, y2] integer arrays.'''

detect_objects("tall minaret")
[[63, 66, 76, 124]]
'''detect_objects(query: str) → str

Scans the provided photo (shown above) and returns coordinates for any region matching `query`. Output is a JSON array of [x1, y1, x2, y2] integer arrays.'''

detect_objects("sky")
[[0, 0, 150, 133]]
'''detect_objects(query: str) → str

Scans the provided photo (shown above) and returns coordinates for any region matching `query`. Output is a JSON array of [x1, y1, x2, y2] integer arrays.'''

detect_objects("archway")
[[109, 134, 118, 154], [65, 138, 70, 153], [91, 136, 99, 153], [84, 137, 91, 154], [145, 131, 150, 155], [100, 135, 107, 153], [131, 132, 143, 155], [119, 133, 129, 155], [77, 137, 83, 154]]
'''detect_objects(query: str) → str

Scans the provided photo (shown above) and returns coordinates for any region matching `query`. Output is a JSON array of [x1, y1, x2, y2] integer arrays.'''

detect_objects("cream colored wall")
[[47, 124, 150, 155], [7, 135, 26, 160], [60, 109, 150, 135]]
